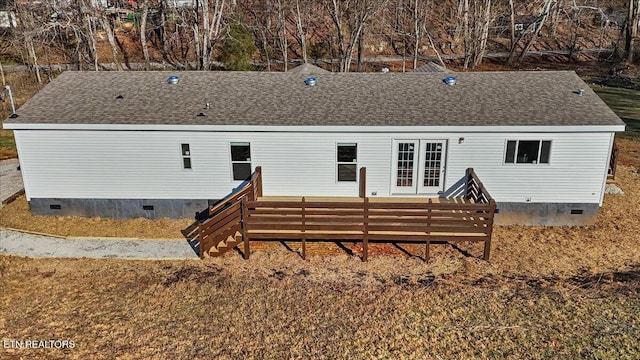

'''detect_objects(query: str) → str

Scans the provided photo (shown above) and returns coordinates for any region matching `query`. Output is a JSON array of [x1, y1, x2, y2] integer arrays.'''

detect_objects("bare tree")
[[626, 0, 640, 62], [99, 10, 124, 70], [140, 1, 152, 70], [462, 0, 491, 69], [508, 0, 515, 49], [276, 0, 288, 71], [508, 0, 555, 66], [325, 0, 389, 72], [193, 0, 228, 70], [295, 0, 308, 63]]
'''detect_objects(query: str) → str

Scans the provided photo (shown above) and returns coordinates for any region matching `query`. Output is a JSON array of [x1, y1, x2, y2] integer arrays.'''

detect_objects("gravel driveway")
[[0, 158, 24, 207]]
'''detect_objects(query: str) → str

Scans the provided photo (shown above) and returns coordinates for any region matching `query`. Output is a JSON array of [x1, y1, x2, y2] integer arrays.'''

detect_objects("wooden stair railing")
[[197, 167, 262, 258]]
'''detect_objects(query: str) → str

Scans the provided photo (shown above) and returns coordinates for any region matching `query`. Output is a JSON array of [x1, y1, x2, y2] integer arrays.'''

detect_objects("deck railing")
[[243, 196, 495, 261], [207, 166, 262, 217], [608, 141, 618, 180], [198, 167, 262, 257], [465, 168, 493, 204], [199, 167, 496, 261]]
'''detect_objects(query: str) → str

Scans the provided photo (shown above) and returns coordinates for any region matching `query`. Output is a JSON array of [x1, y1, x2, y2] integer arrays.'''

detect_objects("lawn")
[[1, 164, 640, 359], [591, 84, 640, 141]]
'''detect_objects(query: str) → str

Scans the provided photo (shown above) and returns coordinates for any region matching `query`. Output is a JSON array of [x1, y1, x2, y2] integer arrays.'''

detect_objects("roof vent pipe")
[[577, 88, 584, 96], [167, 75, 180, 85], [444, 76, 457, 85], [381, 67, 389, 73], [304, 77, 317, 86]]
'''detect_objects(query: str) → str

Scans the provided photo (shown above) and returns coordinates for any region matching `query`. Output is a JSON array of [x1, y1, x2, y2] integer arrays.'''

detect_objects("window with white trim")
[[230, 142, 251, 180], [505, 140, 551, 164], [337, 143, 357, 182], [181, 143, 192, 169]]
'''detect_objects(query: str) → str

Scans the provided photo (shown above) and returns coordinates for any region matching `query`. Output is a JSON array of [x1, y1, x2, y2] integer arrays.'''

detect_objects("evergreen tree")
[[220, 20, 257, 71]]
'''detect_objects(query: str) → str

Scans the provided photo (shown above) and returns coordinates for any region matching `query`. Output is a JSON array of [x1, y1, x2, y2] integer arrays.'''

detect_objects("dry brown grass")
[[1, 167, 639, 359], [1, 252, 638, 359], [0, 197, 193, 238]]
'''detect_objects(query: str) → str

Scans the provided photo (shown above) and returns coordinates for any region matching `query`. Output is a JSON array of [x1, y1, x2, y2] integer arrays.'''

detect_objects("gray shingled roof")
[[412, 62, 450, 73], [4, 70, 625, 127], [286, 63, 330, 75]]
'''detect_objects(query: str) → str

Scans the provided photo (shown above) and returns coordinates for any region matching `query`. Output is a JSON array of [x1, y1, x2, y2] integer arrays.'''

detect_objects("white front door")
[[392, 140, 447, 195]]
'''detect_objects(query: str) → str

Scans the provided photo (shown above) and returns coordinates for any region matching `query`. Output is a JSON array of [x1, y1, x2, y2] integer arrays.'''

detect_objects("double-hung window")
[[337, 143, 357, 182], [181, 143, 192, 169], [505, 140, 551, 164], [230, 142, 251, 180]]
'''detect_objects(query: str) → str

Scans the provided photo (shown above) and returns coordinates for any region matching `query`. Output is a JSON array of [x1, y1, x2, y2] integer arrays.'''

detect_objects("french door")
[[392, 140, 447, 194]]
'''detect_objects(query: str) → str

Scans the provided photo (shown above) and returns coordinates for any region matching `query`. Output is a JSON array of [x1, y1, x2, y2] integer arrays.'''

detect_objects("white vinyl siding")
[[13, 130, 612, 205]]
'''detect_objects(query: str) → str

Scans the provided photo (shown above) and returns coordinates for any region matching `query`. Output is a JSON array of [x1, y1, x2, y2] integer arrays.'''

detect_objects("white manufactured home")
[[3, 71, 625, 225]]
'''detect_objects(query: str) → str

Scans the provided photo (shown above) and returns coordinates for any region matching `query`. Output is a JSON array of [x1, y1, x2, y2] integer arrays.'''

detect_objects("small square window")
[[183, 157, 192, 169], [337, 143, 357, 182], [231, 142, 251, 162], [338, 164, 357, 182], [232, 163, 252, 181], [181, 143, 192, 169], [231, 142, 251, 180]]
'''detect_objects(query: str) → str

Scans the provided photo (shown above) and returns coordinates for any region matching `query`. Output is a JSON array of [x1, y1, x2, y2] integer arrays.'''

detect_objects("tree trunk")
[[326, 0, 347, 72], [472, 0, 491, 68], [0, 61, 5, 87], [295, 0, 308, 63], [426, 32, 446, 68], [357, 26, 364, 72], [101, 14, 123, 71], [462, 0, 470, 68], [627, 0, 639, 63], [515, 0, 554, 65], [509, 0, 515, 49], [413, 0, 420, 69], [25, 34, 42, 83], [277, 0, 288, 71], [140, 3, 151, 70]]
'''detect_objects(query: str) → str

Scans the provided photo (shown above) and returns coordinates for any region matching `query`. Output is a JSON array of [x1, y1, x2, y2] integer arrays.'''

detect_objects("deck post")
[[426, 199, 432, 262], [301, 197, 306, 260], [359, 167, 367, 198], [363, 197, 369, 261], [255, 166, 263, 198], [483, 199, 497, 261], [198, 223, 205, 259], [241, 197, 250, 260]]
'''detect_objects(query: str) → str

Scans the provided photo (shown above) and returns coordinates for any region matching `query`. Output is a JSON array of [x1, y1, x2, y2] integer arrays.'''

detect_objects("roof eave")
[[3, 123, 626, 133]]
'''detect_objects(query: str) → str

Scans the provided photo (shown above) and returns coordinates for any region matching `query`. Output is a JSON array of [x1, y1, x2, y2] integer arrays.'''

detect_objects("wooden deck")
[[198, 167, 496, 261], [258, 196, 471, 204]]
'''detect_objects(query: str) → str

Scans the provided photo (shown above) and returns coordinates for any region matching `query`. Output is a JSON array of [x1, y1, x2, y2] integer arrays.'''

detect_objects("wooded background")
[[1, 0, 638, 80]]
